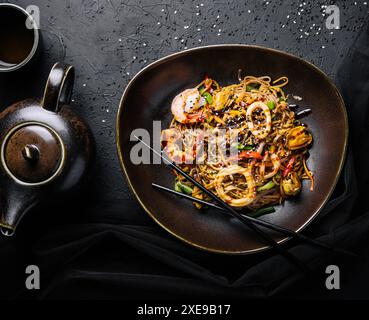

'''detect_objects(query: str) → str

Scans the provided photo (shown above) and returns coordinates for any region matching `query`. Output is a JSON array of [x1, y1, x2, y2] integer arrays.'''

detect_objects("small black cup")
[[0, 3, 40, 72]]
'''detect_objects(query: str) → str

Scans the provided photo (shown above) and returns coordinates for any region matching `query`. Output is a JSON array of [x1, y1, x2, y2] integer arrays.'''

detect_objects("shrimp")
[[161, 128, 203, 164], [246, 101, 272, 139], [215, 165, 256, 207], [171, 88, 205, 123]]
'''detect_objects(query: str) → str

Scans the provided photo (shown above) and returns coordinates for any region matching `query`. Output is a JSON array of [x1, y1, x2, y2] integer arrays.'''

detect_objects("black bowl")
[[116, 45, 348, 254]]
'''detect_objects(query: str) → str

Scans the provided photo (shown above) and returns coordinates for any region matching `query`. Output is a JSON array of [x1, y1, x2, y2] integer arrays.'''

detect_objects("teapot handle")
[[41, 62, 75, 112]]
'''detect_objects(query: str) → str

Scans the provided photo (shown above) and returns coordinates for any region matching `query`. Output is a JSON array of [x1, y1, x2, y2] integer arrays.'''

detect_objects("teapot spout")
[[0, 185, 38, 236]]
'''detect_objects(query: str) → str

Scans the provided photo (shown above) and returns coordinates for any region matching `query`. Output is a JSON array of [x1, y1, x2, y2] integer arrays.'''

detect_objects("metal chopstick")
[[152, 183, 226, 211], [152, 182, 362, 260]]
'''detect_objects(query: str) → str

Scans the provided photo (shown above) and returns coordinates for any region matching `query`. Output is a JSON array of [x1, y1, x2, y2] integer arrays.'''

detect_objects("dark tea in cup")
[[0, 4, 39, 72]]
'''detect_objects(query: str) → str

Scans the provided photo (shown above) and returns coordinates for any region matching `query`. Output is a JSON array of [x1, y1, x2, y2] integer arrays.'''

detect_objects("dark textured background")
[[0, 0, 368, 299]]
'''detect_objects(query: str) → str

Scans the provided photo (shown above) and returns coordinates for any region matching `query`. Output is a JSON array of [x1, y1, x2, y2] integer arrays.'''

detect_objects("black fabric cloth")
[[2, 24, 369, 300]]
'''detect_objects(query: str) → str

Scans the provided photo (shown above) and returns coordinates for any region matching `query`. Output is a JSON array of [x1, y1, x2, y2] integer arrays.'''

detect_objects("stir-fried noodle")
[[161, 74, 314, 210]]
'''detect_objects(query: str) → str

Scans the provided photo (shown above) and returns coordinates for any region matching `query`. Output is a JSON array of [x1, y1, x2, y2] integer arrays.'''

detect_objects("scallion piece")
[[257, 181, 275, 192], [235, 143, 253, 150], [247, 206, 275, 218], [266, 101, 275, 110], [174, 181, 182, 192], [176, 181, 193, 195], [246, 83, 260, 92], [203, 92, 213, 104]]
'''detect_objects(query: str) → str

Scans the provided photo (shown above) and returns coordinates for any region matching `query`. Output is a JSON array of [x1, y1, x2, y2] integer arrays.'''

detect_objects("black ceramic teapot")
[[0, 62, 92, 235]]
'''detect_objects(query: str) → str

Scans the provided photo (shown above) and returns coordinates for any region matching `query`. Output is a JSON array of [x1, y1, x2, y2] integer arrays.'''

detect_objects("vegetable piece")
[[239, 150, 263, 160], [247, 206, 275, 218], [199, 78, 213, 94], [229, 110, 242, 116], [176, 181, 194, 195], [174, 181, 182, 192], [235, 143, 253, 150], [203, 92, 213, 104], [213, 115, 224, 124], [281, 172, 301, 196], [282, 157, 295, 177], [246, 83, 260, 92], [266, 101, 275, 110], [257, 181, 276, 192], [206, 115, 213, 123]]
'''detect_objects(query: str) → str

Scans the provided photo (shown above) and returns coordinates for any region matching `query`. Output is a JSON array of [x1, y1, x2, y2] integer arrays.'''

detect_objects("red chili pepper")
[[282, 157, 296, 177], [239, 150, 263, 160]]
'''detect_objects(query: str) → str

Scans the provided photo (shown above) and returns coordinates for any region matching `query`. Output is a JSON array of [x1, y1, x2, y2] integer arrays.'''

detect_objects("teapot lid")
[[1, 122, 65, 185]]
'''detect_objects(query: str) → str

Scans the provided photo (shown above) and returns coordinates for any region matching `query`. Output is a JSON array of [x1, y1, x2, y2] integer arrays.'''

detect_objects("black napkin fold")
[[2, 22, 369, 300]]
